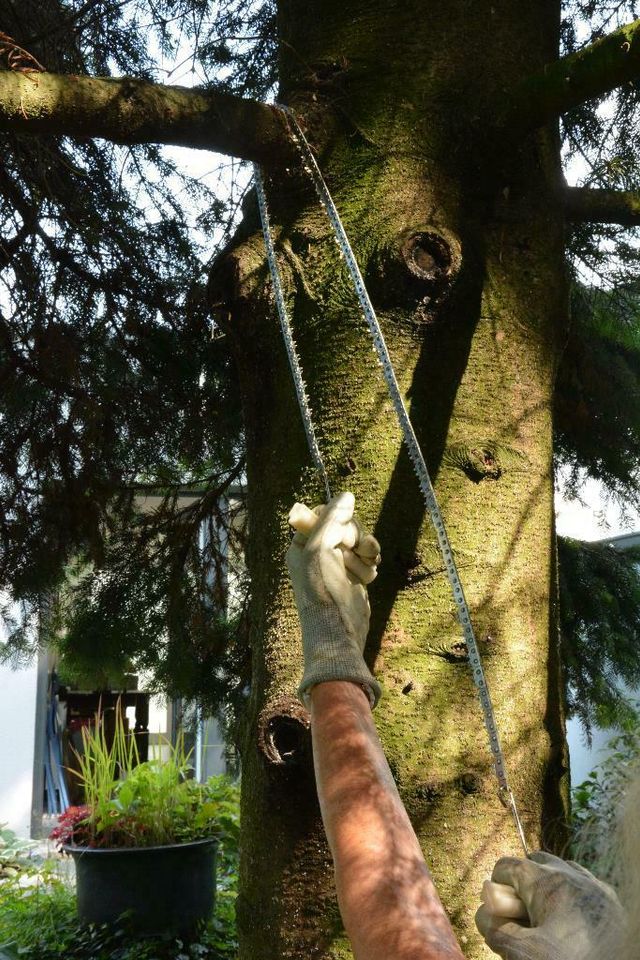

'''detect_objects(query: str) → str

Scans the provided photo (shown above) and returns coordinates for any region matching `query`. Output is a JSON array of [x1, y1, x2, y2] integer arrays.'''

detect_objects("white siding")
[[0, 659, 38, 836]]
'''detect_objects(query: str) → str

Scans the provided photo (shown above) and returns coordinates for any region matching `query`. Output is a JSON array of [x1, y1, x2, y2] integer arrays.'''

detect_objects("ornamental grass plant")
[[51, 708, 238, 851]]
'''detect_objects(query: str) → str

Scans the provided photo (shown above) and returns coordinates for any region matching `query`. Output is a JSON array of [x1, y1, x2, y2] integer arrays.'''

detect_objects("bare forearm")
[[310, 682, 464, 960]]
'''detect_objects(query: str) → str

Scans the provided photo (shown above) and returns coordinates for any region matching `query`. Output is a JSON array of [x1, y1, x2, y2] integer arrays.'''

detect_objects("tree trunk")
[[214, 1, 571, 956]]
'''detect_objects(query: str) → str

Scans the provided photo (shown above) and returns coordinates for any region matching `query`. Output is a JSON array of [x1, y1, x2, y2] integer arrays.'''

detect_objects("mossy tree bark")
[[213, 2, 571, 957]]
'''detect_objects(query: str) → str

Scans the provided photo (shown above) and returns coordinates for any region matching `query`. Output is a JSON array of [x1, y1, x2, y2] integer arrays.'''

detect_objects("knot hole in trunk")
[[401, 230, 454, 287], [257, 695, 311, 767], [367, 225, 461, 319]]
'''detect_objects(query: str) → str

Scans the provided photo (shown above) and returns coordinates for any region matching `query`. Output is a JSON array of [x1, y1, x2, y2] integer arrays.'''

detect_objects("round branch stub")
[[400, 230, 454, 287], [367, 225, 461, 316], [257, 695, 311, 767]]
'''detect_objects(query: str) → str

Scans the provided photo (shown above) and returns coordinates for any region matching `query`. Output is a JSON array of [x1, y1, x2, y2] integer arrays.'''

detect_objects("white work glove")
[[286, 491, 382, 708], [475, 851, 625, 960]]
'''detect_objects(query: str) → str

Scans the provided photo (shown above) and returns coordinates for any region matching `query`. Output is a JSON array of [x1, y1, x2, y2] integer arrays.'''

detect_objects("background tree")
[[2, 1, 640, 957]]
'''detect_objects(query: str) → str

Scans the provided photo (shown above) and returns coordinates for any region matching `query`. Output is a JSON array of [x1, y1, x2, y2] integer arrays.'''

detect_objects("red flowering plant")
[[51, 708, 221, 850], [49, 806, 91, 848]]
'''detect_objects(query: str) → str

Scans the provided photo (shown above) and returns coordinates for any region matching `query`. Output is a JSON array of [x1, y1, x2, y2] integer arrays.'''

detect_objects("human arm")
[[310, 680, 465, 960], [287, 492, 464, 960]]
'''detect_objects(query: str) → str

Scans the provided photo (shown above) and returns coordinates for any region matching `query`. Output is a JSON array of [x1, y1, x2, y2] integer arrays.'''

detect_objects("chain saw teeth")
[[254, 166, 332, 504]]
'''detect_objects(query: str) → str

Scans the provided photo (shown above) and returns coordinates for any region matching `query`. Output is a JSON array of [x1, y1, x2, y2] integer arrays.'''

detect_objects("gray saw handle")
[[480, 880, 528, 920]]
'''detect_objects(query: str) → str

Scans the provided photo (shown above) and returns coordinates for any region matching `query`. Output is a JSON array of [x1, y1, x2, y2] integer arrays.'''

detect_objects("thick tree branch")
[[564, 186, 640, 226], [0, 71, 295, 166], [503, 18, 640, 134]]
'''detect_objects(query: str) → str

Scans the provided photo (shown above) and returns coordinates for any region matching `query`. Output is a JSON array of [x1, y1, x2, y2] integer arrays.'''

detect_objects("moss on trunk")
[[217, 1, 571, 956]]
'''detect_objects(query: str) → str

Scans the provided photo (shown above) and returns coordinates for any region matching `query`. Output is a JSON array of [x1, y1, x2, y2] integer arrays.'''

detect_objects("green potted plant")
[[50, 709, 236, 938]]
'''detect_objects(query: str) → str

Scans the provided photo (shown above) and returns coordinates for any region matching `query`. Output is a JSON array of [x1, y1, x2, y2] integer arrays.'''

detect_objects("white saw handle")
[[481, 880, 529, 920], [288, 503, 381, 564], [288, 502, 359, 548]]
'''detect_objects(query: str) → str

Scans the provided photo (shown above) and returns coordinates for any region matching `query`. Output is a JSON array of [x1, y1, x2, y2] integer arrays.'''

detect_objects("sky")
[[556, 471, 640, 541]]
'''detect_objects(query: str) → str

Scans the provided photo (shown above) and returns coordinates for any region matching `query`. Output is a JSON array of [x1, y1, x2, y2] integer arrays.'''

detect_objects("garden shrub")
[[571, 717, 640, 880], [0, 777, 240, 959]]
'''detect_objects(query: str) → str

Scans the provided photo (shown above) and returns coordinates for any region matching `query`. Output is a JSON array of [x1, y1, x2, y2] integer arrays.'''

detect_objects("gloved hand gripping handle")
[[289, 502, 357, 542], [289, 502, 381, 585], [289, 503, 381, 559], [287, 493, 382, 707], [481, 880, 528, 920]]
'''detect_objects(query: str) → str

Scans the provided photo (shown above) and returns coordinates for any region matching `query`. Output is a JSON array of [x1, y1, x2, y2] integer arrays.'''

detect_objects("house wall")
[[0, 658, 38, 836]]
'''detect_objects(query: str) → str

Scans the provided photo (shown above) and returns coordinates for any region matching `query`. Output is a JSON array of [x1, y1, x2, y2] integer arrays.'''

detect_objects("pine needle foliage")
[[557, 1, 640, 510], [558, 536, 640, 737], [555, 280, 640, 507], [0, 0, 264, 714]]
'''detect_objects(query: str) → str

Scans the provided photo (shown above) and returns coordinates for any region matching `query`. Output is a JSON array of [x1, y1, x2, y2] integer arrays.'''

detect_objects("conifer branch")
[[0, 71, 295, 166], [564, 186, 640, 226], [503, 18, 640, 134]]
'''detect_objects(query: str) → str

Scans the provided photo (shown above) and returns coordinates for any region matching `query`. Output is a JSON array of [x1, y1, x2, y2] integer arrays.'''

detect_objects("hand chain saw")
[[253, 106, 529, 858]]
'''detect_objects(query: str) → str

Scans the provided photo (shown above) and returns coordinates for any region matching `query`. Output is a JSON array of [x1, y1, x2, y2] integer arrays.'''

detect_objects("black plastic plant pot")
[[63, 838, 217, 937]]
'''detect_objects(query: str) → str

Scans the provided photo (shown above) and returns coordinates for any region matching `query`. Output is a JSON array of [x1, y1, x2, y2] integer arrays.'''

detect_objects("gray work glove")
[[286, 491, 382, 708], [475, 851, 625, 960]]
